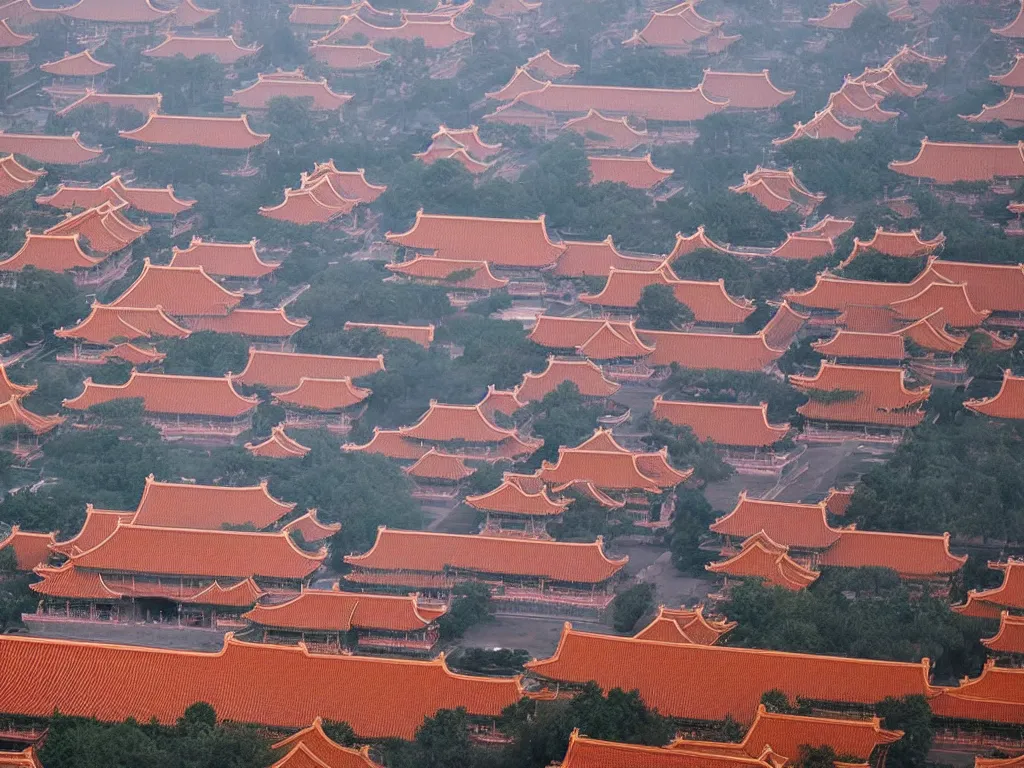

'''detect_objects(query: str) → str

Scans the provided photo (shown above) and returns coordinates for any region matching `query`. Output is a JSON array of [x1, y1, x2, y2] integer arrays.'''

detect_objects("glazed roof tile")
[[0, 397, 63, 435], [0, 233, 102, 273], [399, 401, 519, 443], [588, 154, 672, 189], [234, 349, 384, 390], [524, 49, 579, 79], [245, 586, 442, 632], [511, 81, 728, 122], [465, 480, 568, 516], [652, 398, 789, 448], [169, 238, 279, 278], [476, 386, 524, 421], [44, 201, 148, 254], [260, 178, 356, 224], [890, 140, 1024, 184], [55, 90, 163, 118], [812, 330, 905, 360], [486, 67, 549, 101], [553, 236, 663, 277], [64, 370, 258, 418], [577, 321, 655, 360], [280, 510, 339, 541], [120, 114, 269, 150], [274, 377, 370, 411], [271, 721, 381, 768], [404, 448, 473, 481], [55, 305, 190, 344], [309, 42, 390, 70], [808, 0, 864, 28], [928, 259, 1024, 314], [59, 0, 170, 22], [992, 55, 1024, 88], [188, 310, 306, 340], [343, 321, 434, 347], [707, 538, 819, 590], [528, 315, 646, 349], [110, 260, 243, 316], [784, 270, 942, 312], [320, 14, 472, 48], [539, 448, 681, 492], [100, 343, 164, 365], [791, 362, 929, 427], [131, 475, 294, 530], [890, 282, 989, 328], [40, 50, 113, 76], [700, 69, 795, 110], [342, 428, 428, 460], [711, 493, 839, 549], [415, 144, 492, 174], [634, 605, 735, 645], [30, 562, 123, 600], [560, 732, 774, 768], [638, 329, 784, 371], [982, 612, 1024, 655], [774, 107, 861, 145], [965, 371, 1024, 420], [929, 662, 1024, 725], [51, 506, 134, 557], [142, 35, 260, 63], [516, 357, 619, 402], [801, 216, 855, 239], [171, 0, 218, 25], [228, 72, 352, 111], [302, 161, 386, 203], [0, 131, 102, 165], [563, 110, 648, 150], [0, 527, 56, 570], [0, 155, 43, 198], [769, 233, 836, 260], [820, 530, 965, 578], [962, 92, 1024, 126], [345, 527, 626, 583]]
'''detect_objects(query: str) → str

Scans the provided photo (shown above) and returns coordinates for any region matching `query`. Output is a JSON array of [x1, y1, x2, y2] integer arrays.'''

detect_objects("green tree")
[[437, 582, 493, 640], [413, 709, 473, 768], [636, 284, 693, 330], [178, 702, 216, 731], [794, 745, 839, 768], [610, 583, 656, 633], [669, 488, 718, 576], [876, 696, 934, 768]]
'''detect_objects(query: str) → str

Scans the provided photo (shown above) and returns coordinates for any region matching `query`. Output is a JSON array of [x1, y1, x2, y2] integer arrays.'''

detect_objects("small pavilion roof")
[[58, 0, 170, 22], [386, 211, 563, 268], [929, 259, 1024, 314], [271, 720, 382, 768], [700, 69, 795, 110], [730, 167, 824, 213], [320, 14, 473, 49], [638, 329, 785, 371], [142, 35, 261, 64], [386, 256, 508, 290], [773, 107, 861, 145], [564, 109, 648, 150], [342, 428, 429, 460], [131, 475, 294, 530], [0, 232, 102, 273], [404, 448, 473, 481], [64, 370, 259, 418], [120, 114, 269, 150], [171, 0, 218, 26], [55, 90, 163, 118], [820, 530, 966, 578], [887, 45, 945, 70], [516, 357, 620, 402], [577, 320, 655, 360], [273, 377, 371, 412], [828, 81, 898, 123], [992, 54, 1024, 88], [982, 612, 1024, 655], [228, 71, 352, 111], [808, 0, 865, 28], [234, 349, 384, 390], [169, 237, 279, 278], [539, 447, 688, 492], [55, 304, 190, 345], [994, 1, 1024, 37], [844, 228, 945, 265], [526, 625, 935, 723], [634, 604, 736, 645], [588, 154, 673, 189], [260, 178, 356, 224], [707, 536, 820, 591], [44, 201, 148, 254], [398, 401, 519, 443], [281, 510, 339, 542], [247, 426, 312, 459], [485, 67, 548, 101], [559, 731, 775, 768], [510, 81, 729, 122], [824, 487, 854, 517], [0, 131, 102, 165], [345, 527, 627, 583], [343, 321, 434, 347], [0, 633, 523, 738], [784, 269, 944, 312], [801, 215, 855, 239], [552, 236, 663, 277], [965, 370, 1024, 420], [929, 661, 1024, 725], [37, 175, 195, 216], [528, 315, 647, 350], [432, 125, 502, 159], [667, 225, 740, 259], [711, 493, 840, 549], [0, 527, 57, 570], [769, 232, 836, 260], [0, 154, 44, 198], [791, 362, 930, 427], [245, 585, 443, 632], [415, 144, 492, 174], [100, 343, 164, 366], [30, 562, 123, 600], [301, 161, 386, 203], [812, 330, 905, 361], [524, 49, 579, 79], [289, 2, 379, 25], [51, 506, 134, 557], [465, 480, 569, 516], [309, 41, 390, 70], [624, 8, 722, 48], [40, 49, 113, 77], [890, 282, 989, 328], [962, 92, 1024, 126], [652, 398, 789, 448], [853, 66, 926, 98], [476, 385, 524, 421], [890, 140, 1024, 184], [109, 260, 243, 316]]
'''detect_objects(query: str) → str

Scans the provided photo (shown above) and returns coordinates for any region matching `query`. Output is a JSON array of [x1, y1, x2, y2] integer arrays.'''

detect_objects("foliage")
[[839, 252, 927, 283], [876, 696, 934, 768], [636, 284, 693, 330], [662, 367, 807, 423], [437, 582, 493, 641], [793, 745, 839, 768], [523, 383, 603, 466], [0, 269, 89, 346], [610, 583, 656, 633], [161, 332, 250, 377], [668, 488, 718, 576], [642, 417, 733, 484]]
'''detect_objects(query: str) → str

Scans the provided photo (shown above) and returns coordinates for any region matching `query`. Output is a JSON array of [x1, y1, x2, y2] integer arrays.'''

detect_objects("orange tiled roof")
[[59, 0, 170, 22], [260, 178, 355, 224], [820, 530, 966, 578], [707, 536, 819, 590], [526, 626, 935, 722], [828, 81, 898, 123], [510, 81, 728, 123], [55, 304, 190, 345], [346, 527, 627, 583], [667, 226, 740, 259], [274, 377, 371, 411], [634, 605, 736, 645], [142, 35, 260, 63], [929, 661, 1024, 725], [809, 0, 864, 28], [846, 228, 945, 264], [0, 131, 102, 165], [802, 215, 855, 239], [131, 475, 294, 530], [965, 370, 1024, 420], [995, 1, 1024, 37], [0, 155, 43, 198], [638, 329, 784, 371], [774, 107, 861, 145], [700, 69, 795, 110], [309, 42, 390, 70], [432, 125, 502, 159], [928, 259, 1024, 314], [0, 364, 35, 401], [791, 362, 929, 427], [171, 0, 218, 25], [0, 527, 56, 570], [0, 0, 59, 25], [245, 585, 443, 632], [281, 510, 339, 542], [577, 321, 655, 360], [301, 161, 386, 203], [559, 731, 774, 768], [731, 167, 824, 213], [552, 236, 663, 277], [477, 385, 524, 421], [228, 71, 352, 111], [769, 233, 836, 261], [247, 426, 313, 459], [784, 270, 940, 313], [110, 260, 243, 316], [290, 2, 372, 25], [40, 49, 113, 76], [234, 349, 384, 390], [30, 562, 123, 600], [563, 109, 648, 150], [624, 6, 723, 48], [100, 342, 165, 365], [992, 54, 1024, 88], [0, 233, 102, 273], [711, 493, 840, 549], [320, 14, 473, 48], [982, 612, 1024, 655], [962, 92, 1024, 126], [588, 154, 672, 189], [120, 114, 269, 150], [977, 756, 1024, 768], [37, 177, 186, 215], [465, 480, 569, 516], [55, 90, 163, 118], [581, 266, 755, 323], [853, 67, 926, 98], [187, 578, 264, 607], [404, 448, 473, 481], [652, 398, 789, 448], [890, 282, 989, 328], [0, 396, 63, 435], [70, 523, 324, 579], [50, 506, 134, 557], [812, 330, 905, 361], [539, 447, 689, 491], [485, 67, 548, 101], [342, 428, 429, 460], [271, 720, 383, 768], [524, 49, 579, 79], [415, 144, 491, 174], [44, 201, 149, 254], [0, 633, 523, 738], [399, 401, 519, 443], [0, 18, 33, 46], [574, 427, 629, 453], [528, 315, 647, 350], [343, 321, 434, 347], [517, 357, 619, 402], [824, 487, 854, 517], [386, 211, 563, 268], [64, 370, 258, 418], [890, 140, 1024, 184], [169, 237, 279, 278]]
